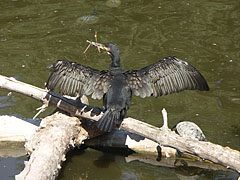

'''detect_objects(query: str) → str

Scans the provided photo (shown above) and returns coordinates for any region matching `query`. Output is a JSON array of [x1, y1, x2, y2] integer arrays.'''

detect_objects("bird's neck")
[[110, 55, 121, 69]]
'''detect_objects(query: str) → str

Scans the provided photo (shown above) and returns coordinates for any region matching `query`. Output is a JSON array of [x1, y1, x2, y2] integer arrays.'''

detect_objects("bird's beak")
[[86, 40, 111, 53]]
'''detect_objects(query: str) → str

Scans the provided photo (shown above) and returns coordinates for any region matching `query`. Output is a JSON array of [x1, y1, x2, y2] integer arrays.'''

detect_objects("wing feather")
[[46, 60, 112, 99], [125, 56, 209, 98]]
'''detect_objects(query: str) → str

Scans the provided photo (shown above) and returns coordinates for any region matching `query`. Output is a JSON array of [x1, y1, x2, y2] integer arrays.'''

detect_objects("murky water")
[[0, 0, 239, 179]]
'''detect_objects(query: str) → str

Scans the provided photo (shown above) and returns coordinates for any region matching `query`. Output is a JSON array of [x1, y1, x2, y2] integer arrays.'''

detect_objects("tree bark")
[[1, 74, 240, 175], [121, 117, 240, 172], [15, 112, 88, 180]]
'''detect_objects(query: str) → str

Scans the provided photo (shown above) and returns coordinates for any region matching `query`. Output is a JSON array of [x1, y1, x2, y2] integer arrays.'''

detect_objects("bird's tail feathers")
[[96, 109, 121, 132]]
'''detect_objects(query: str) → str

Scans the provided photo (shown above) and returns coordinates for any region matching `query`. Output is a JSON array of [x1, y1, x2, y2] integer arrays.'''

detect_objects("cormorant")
[[46, 41, 209, 132]]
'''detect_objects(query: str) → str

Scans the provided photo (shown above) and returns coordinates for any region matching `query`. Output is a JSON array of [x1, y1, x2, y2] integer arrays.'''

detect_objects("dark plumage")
[[46, 42, 209, 132]]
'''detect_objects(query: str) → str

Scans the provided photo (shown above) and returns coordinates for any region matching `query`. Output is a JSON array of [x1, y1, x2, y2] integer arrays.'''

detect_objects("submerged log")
[[0, 74, 240, 177]]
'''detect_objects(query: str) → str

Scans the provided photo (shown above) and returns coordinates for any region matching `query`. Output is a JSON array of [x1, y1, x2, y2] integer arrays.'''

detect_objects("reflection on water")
[[58, 149, 239, 180], [0, 95, 16, 108], [0, 0, 239, 179]]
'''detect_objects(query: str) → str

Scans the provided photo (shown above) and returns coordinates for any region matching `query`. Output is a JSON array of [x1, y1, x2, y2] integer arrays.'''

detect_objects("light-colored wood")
[[85, 129, 177, 157], [0, 74, 240, 176], [15, 112, 88, 180], [0, 115, 37, 142], [121, 117, 240, 172], [0, 115, 176, 157]]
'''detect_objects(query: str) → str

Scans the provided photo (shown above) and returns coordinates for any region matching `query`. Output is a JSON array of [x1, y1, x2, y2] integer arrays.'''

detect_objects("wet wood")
[[0, 74, 240, 177]]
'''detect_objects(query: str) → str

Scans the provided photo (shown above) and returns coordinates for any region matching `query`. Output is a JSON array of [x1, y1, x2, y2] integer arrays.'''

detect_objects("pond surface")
[[0, 0, 239, 179]]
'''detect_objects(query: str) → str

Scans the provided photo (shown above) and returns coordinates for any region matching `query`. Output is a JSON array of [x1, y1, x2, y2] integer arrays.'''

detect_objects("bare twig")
[[95, 32, 101, 53], [161, 108, 168, 130], [82, 43, 91, 54], [83, 33, 101, 54], [95, 32, 98, 42], [33, 104, 48, 119]]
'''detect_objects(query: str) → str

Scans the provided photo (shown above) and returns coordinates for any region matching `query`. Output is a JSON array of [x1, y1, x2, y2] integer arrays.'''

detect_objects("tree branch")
[[15, 112, 87, 180], [0, 74, 240, 175]]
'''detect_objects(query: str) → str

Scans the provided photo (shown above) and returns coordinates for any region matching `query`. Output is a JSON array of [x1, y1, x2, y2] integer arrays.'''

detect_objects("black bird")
[[46, 41, 209, 132]]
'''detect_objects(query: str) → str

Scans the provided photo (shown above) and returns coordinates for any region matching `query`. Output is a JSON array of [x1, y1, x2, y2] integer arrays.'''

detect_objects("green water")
[[0, 0, 239, 179]]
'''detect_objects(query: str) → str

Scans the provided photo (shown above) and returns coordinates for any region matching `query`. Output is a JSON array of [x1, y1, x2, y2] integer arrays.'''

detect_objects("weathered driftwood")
[[1, 74, 240, 175], [0, 115, 176, 156], [0, 115, 38, 142], [85, 128, 176, 156], [0, 115, 176, 180], [0, 75, 176, 180], [121, 116, 240, 172], [15, 112, 88, 180]]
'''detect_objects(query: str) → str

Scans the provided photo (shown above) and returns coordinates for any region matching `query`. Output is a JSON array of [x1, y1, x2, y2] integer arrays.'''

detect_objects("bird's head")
[[101, 43, 120, 58], [86, 41, 121, 68]]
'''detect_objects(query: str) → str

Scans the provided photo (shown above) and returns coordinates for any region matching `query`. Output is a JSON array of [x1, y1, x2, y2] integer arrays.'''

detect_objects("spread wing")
[[125, 56, 209, 98], [46, 60, 112, 100]]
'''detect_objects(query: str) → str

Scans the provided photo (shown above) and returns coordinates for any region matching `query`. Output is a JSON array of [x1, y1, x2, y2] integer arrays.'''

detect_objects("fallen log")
[[121, 116, 240, 173], [0, 115, 176, 157], [84, 128, 177, 156], [0, 114, 177, 180], [0, 115, 38, 142], [0, 74, 240, 177], [15, 112, 87, 180], [0, 75, 176, 179]]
